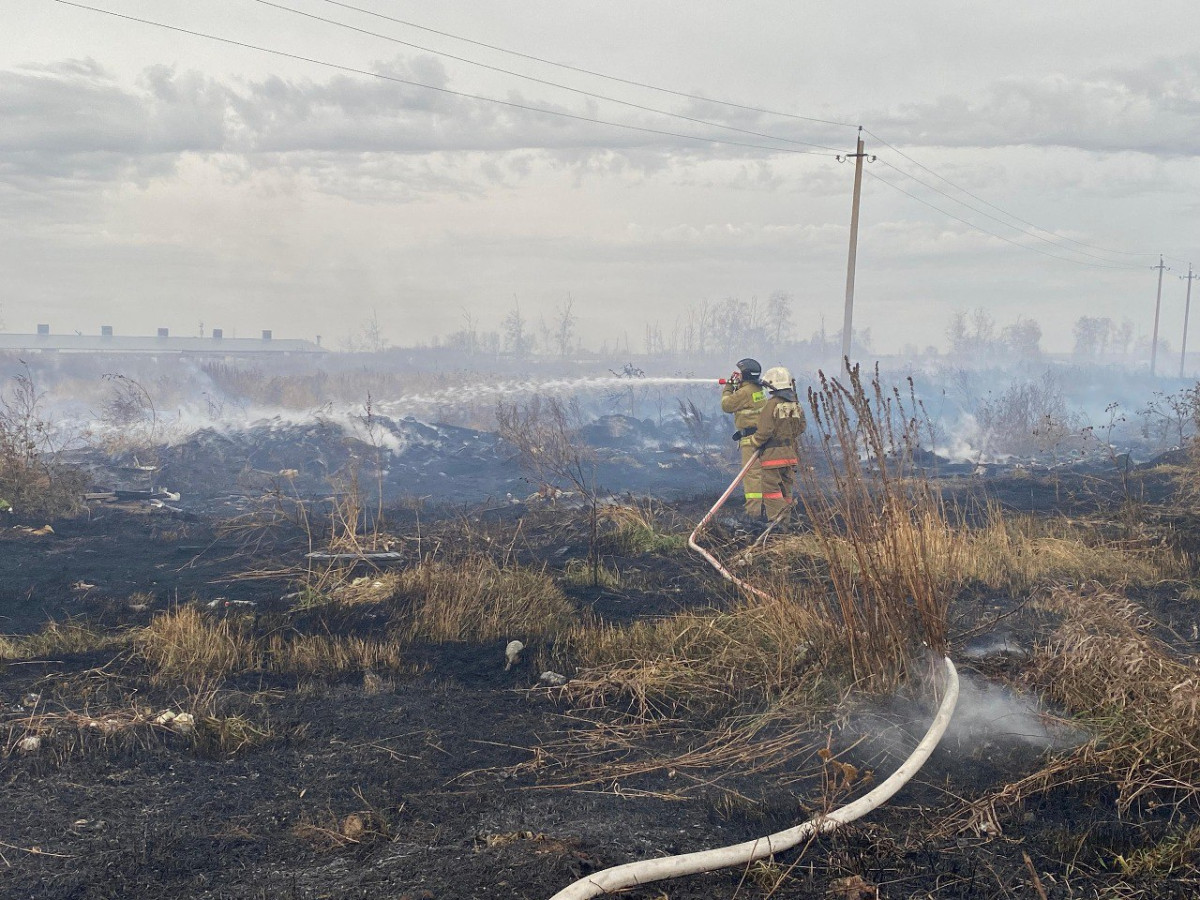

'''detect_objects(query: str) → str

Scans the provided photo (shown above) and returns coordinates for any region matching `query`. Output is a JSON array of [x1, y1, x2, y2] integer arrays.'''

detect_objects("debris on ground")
[[504, 640, 525, 671]]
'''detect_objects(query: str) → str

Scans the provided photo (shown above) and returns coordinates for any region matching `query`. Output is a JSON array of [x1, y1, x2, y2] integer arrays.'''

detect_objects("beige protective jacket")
[[720, 380, 767, 433], [751, 393, 805, 467]]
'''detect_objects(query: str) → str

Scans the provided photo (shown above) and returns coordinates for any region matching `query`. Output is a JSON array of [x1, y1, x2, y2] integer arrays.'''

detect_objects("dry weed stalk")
[[496, 396, 604, 585], [797, 363, 951, 688], [0, 362, 86, 516]]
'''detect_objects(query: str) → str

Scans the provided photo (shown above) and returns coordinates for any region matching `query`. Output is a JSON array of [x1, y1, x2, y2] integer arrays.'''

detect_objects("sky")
[[4, 0, 1200, 354]]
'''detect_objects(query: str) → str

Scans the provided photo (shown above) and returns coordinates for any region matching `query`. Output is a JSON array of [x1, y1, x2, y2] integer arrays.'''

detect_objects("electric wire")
[[307, 0, 1175, 267], [44, 0, 1183, 271], [248, 0, 847, 153], [865, 127, 1184, 263], [315, 0, 859, 130], [864, 169, 1143, 271], [873, 157, 1144, 268], [47, 0, 839, 159]]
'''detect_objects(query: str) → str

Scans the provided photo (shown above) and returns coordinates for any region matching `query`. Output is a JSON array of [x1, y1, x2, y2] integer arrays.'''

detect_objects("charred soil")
[[2, 463, 1199, 899]]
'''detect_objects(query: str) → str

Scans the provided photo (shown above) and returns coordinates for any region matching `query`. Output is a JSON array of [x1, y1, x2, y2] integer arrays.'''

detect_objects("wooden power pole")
[[839, 128, 872, 363], [1151, 255, 1168, 376], [1181, 264, 1197, 379]]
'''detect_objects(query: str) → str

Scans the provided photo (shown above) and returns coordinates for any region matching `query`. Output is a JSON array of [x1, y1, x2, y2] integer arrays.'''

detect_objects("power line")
[[873, 157, 1143, 268], [40, 0, 1189, 276], [864, 169, 1143, 271], [47, 0, 839, 159], [247, 0, 847, 153], [310, 0, 1179, 269], [865, 127, 1182, 263], [315, 0, 859, 131]]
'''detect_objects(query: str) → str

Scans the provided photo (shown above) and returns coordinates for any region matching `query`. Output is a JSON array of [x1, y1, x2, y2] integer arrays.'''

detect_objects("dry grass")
[[964, 585, 1200, 825], [769, 507, 1189, 596], [136, 606, 258, 685], [0, 620, 128, 660], [512, 588, 854, 801], [558, 589, 830, 720], [393, 556, 579, 643], [598, 501, 687, 555], [136, 606, 409, 684], [265, 632, 404, 675], [3, 688, 275, 759]]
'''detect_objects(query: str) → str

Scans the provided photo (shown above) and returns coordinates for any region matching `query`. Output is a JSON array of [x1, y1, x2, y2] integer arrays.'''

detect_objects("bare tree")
[[766, 290, 794, 347], [1002, 317, 1042, 358], [496, 397, 603, 585], [1073, 316, 1113, 358], [503, 297, 534, 358], [553, 295, 577, 358]]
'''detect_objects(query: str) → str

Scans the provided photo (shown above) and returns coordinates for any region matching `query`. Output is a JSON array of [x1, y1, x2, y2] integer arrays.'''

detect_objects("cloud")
[[1, 59, 226, 157], [871, 54, 1200, 155]]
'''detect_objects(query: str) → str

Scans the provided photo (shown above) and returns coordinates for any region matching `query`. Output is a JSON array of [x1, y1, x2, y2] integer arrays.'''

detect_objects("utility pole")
[[1181, 264, 1197, 379], [1150, 255, 1168, 376], [838, 128, 873, 363]]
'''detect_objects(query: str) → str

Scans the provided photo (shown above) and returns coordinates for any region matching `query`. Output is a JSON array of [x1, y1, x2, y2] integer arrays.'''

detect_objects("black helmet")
[[736, 358, 762, 382]]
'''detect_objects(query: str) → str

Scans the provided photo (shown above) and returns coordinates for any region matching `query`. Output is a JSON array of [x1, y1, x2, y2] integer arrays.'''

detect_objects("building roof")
[[0, 333, 323, 354]]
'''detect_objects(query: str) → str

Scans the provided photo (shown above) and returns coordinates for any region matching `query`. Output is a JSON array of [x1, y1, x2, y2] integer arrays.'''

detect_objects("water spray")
[[546, 658, 960, 900], [371, 375, 722, 417]]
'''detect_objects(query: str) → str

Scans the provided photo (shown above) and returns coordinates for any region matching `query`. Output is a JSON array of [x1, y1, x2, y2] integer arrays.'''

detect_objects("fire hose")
[[547, 657, 959, 900], [545, 455, 962, 900], [686, 447, 773, 600]]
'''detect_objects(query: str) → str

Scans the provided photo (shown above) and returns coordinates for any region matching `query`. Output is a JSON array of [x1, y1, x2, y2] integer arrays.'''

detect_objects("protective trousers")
[[740, 437, 764, 518], [761, 462, 796, 520]]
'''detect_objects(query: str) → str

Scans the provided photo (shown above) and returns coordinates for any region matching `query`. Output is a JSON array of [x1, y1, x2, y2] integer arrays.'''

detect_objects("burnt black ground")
[[2, 464, 1199, 899]]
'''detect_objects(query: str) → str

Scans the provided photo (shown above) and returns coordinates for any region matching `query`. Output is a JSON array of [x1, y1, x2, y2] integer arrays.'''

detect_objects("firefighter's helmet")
[[761, 366, 794, 392], [735, 358, 762, 381]]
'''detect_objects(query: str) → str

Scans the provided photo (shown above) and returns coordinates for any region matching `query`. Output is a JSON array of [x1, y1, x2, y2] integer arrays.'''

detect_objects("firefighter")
[[721, 357, 768, 519], [750, 366, 805, 521]]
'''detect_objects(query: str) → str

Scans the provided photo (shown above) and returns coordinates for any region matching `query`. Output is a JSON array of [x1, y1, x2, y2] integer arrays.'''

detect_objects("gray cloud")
[[872, 54, 1200, 155]]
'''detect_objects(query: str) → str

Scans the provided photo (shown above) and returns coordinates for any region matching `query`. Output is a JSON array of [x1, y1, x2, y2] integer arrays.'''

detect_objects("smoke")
[[4, 349, 1196, 471], [944, 671, 1083, 750], [841, 666, 1086, 785]]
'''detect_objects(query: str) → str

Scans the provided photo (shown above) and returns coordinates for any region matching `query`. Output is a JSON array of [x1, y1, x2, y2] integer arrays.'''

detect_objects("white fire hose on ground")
[[547, 657, 959, 900], [546, 459, 960, 900]]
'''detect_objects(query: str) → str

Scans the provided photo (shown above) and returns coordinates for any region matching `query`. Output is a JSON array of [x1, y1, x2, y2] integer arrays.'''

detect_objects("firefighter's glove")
[[731, 426, 758, 442]]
